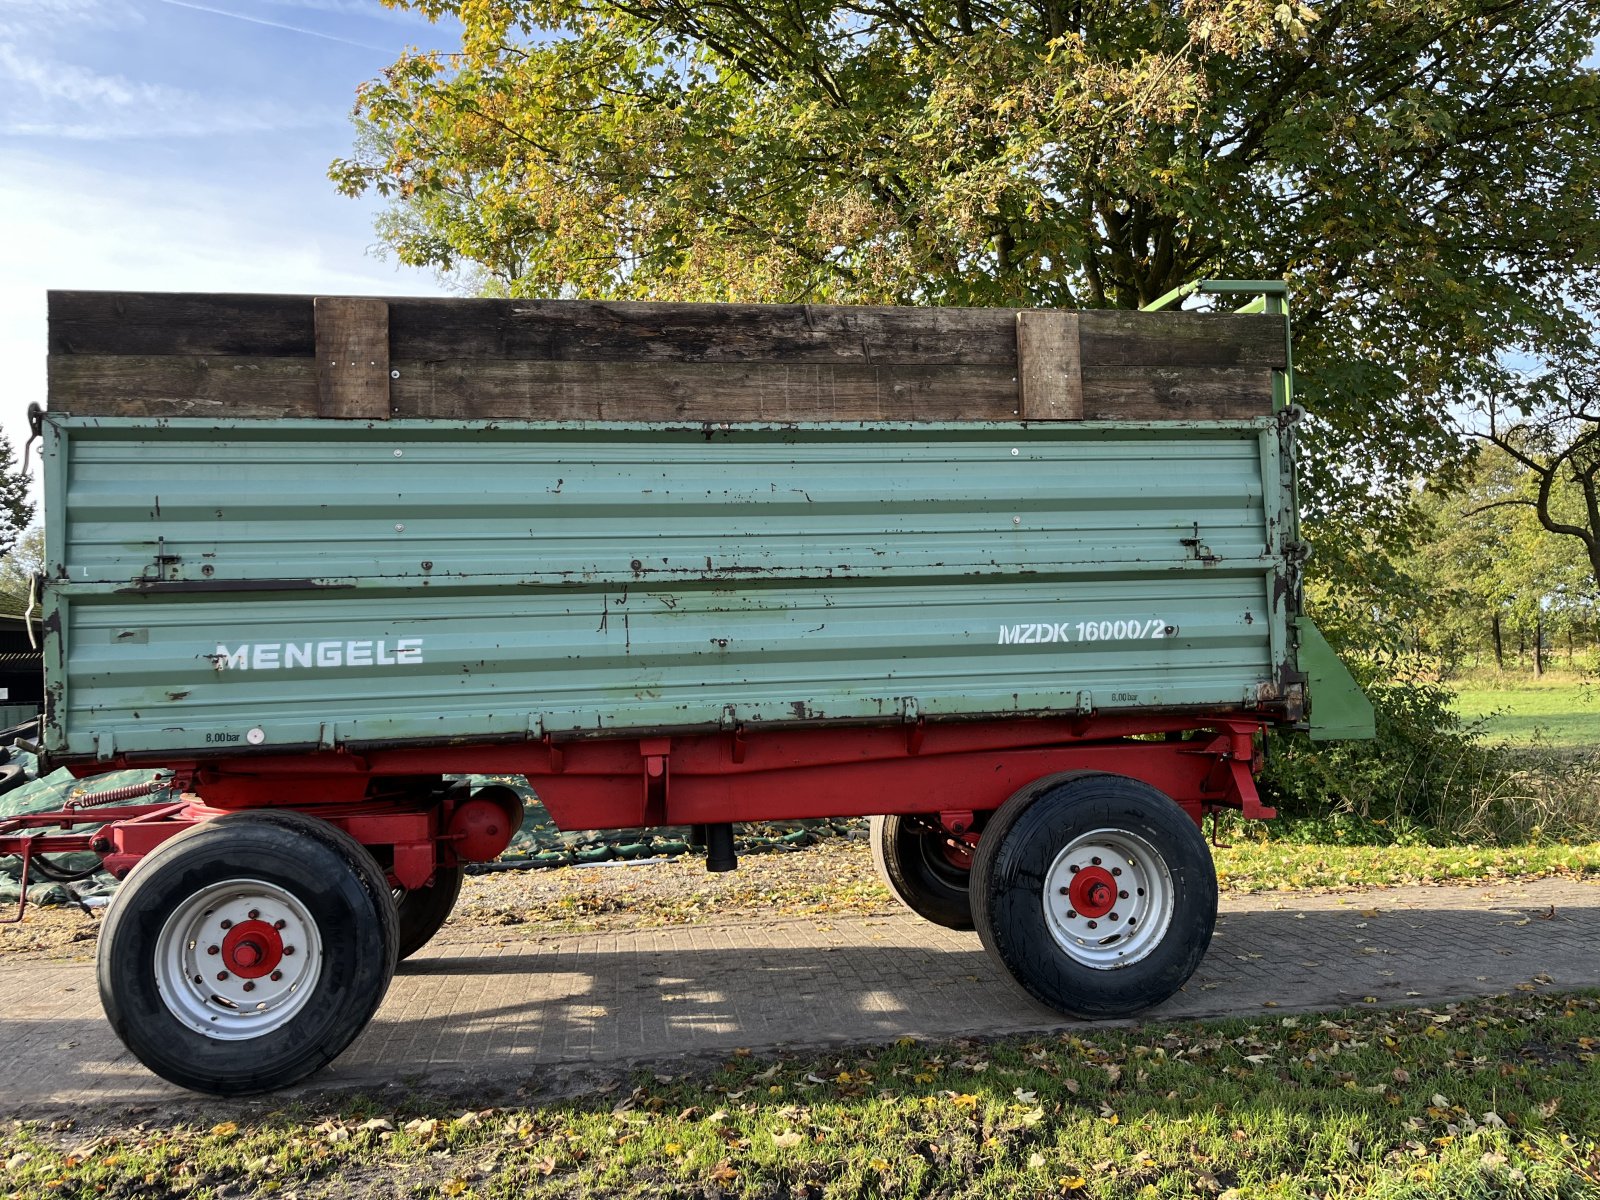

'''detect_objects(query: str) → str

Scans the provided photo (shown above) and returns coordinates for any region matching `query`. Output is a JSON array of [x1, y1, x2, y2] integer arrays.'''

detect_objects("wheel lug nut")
[[1090, 856, 1101, 865], [1066, 910, 1077, 919], [270, 971, 283, 982], [283, 946, 295, 956], [216, 971, 229, 981], [219, 919, 232, 929], [1119, 890, 1128, 899], [274, 919, 286, 930], [1111, 867, 1121, 876], [243, 981, 256, 992], [1086, 920, 1098, 929], [1059, 886, 1070, 895], [1109, 911, 1119, 920], [1069, 864, 1079, 874], [207, 945, 219, 956], [248, 909, 260, 920]]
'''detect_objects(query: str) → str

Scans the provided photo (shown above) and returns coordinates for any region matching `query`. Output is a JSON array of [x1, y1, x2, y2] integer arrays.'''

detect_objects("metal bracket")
[[19, 403, 43, 479]]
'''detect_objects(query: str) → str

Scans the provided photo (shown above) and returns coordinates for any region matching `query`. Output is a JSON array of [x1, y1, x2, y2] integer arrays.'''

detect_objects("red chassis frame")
[[0, 714, 1274, 915]]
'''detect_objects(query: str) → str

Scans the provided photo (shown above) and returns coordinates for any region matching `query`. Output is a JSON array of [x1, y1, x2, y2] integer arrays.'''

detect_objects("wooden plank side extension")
[[48, 292, 316, 358], [314, 298, 390, 420], [48, 291, 1286, 421], [47, 356, 319, 419], [388, 299, 1021, 366], [391, 361, 1018, 422], [1016, 310, 1082, 420]]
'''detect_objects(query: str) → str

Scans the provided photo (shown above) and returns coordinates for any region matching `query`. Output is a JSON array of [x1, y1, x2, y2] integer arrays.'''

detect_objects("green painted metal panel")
[[44, 416, 1300, 759], [1296, 617, 1376, 741]]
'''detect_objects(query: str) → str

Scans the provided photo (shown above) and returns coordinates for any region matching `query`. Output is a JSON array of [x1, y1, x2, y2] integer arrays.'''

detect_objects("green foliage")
[[1404, 445, 1597, 673], [1262, 666, 1501, 835], [0, 432, 33, 563], [337, 0, 1600, 536], [0, 524, 42, 617]]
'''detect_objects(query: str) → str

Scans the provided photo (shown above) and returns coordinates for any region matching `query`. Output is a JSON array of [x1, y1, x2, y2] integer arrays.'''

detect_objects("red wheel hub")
[[1068, 866, 1117, 919], [221, 919, 284, 979], [942, 840, 974, 870]]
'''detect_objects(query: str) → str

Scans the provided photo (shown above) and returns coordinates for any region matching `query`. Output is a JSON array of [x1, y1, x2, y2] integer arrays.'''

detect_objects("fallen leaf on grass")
[[772, 1131, 803, 1149]]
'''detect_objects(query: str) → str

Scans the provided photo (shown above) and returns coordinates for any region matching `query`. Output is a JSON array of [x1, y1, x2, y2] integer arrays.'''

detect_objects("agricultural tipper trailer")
[[2, 280, 1371, 1093]]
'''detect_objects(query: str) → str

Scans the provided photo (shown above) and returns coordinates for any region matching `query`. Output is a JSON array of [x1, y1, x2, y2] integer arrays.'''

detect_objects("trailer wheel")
[[97, 809, 399, 1095], [395, 865, 464, 960], [870, 815, 974, 930], [970, 773, 1215, 1019]]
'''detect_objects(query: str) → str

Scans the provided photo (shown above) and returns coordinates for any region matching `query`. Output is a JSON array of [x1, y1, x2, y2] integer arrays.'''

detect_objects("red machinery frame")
[[0, 713, 1273, 916]]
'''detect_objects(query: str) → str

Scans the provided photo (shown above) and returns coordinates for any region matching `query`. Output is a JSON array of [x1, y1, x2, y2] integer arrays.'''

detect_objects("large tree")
[[334, 0, 1600, 540], [1479, 355, 1600, 598]]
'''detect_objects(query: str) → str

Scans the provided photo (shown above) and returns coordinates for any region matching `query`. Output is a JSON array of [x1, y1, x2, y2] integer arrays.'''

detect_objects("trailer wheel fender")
[[97, 809, 399, 1095], [970, 773, 1215, 1019], [869, 814, 974, 930]]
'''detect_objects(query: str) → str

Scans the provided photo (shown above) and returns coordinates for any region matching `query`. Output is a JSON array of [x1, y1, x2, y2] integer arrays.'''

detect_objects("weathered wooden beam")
[[46, 292, 1285, 422], [314, 298, 390, 420], [390, 361, 1018, 422], [1016, 310, 1083, 420], [47, 355, 317, 418], [386, 299, 1020, 365], [1077, 310, 1285, 368], [1080, 365, 1276, 420], [48, 291, 315, 357]]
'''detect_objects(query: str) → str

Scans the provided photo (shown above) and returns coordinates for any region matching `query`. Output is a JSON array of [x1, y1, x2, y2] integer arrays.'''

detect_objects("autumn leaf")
[[772, 1131, 803, 1149]]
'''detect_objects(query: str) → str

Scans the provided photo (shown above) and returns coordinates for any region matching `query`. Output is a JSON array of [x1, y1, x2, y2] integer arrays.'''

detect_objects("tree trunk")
[[1491, 613, 1504, 669], [1533, 615, 1544, 677]]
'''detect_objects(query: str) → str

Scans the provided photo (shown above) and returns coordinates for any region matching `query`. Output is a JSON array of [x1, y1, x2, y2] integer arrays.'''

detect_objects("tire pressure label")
[[997, 618, 1171, 646], [210, 638, 424, 671]]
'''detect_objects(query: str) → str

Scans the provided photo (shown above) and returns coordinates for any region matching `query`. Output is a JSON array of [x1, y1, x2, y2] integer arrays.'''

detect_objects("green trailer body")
[[38, 288, 1367, 763], [7, 285, 1375, 1096], [44, 414, 1326, 762]]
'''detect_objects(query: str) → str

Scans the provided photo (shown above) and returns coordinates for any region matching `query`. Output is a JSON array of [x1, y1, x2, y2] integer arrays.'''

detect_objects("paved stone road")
[[3, 877, 1595, 1113]]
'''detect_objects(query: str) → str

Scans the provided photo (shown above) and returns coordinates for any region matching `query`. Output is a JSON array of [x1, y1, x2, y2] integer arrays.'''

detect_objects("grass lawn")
[[1451, 672, 1597, 748], [6, 990, 1598, 1199]]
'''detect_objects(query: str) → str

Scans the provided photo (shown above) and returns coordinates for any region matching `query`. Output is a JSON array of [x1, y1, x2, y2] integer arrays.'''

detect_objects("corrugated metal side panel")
[[46, 419, 1291, 758]]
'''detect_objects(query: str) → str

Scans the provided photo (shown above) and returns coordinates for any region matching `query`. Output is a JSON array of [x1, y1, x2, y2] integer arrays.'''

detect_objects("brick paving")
[[3, 877, 1596, 1111]]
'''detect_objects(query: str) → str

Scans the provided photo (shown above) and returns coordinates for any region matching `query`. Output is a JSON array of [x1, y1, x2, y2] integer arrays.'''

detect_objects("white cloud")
[[0, 43, 183, 109], [0, 43, 332, 139], [0, 0, 144, 38]]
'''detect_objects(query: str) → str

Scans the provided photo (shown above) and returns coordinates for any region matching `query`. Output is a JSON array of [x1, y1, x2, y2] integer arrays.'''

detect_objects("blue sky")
[[0, 0, 456, 503]]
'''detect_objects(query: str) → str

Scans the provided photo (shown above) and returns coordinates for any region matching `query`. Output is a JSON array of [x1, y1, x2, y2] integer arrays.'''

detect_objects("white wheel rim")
[[1041, 827, 1175, 969], [154, 879, 323, 1040]]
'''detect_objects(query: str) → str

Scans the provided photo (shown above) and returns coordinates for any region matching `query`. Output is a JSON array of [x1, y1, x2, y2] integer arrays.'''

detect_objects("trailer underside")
[[1, 712, 1270, 903]]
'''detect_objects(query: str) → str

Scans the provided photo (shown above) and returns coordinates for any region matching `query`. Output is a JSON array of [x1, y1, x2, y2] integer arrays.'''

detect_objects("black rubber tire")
[[395, 864, 465, 960], [970, 773, 1216, 1020], [97, 809, 400, 1095], [0, 762, 24, 796], [869, 815, 974, 930]]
